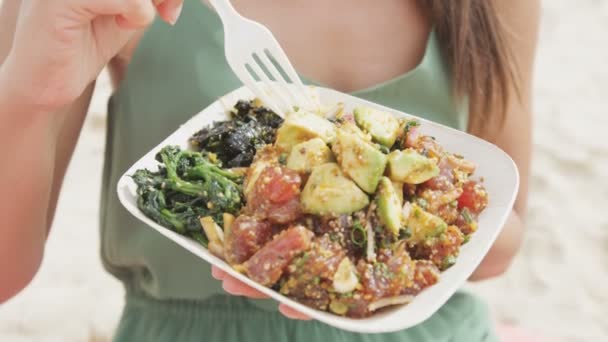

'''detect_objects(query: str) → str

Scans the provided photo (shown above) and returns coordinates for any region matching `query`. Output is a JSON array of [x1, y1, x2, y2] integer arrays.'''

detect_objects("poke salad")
[[131, 99, 489, 318]]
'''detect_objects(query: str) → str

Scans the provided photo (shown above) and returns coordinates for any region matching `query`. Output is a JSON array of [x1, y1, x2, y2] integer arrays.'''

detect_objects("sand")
[[0, 0, 606, 341]]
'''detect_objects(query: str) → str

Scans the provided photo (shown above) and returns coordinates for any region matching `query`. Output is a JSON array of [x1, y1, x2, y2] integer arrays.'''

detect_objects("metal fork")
[[206, 0, 317, 117]]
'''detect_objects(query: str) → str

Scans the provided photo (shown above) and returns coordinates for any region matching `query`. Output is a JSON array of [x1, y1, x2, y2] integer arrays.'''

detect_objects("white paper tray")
[[117, 85, 519, 333]]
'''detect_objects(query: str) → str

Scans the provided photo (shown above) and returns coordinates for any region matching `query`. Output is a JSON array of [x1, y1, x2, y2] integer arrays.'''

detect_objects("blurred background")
[[1, 0, 607, 341]]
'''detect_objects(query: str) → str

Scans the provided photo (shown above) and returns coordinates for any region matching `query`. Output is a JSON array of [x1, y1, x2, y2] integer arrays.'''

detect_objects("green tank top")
[[101, 0, 475, 328]]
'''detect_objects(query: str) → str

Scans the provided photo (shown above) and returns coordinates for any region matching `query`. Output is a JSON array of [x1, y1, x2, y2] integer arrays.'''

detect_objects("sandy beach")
[[1, 1, 607, 341]]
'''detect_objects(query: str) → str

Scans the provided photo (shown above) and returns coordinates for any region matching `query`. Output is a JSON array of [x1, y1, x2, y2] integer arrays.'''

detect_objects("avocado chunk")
[[275, 111, 336, 152], [301, 163, 369, 215], [286, 138, 333, 173], [337, 120, 372, 143], [332, 130, 388, 194], [392, 180, 404, 204], [354, 106, 400, 147], [404, 203, 448, 243], [387, 149, 440, 184], [376, 177, 403, 237]]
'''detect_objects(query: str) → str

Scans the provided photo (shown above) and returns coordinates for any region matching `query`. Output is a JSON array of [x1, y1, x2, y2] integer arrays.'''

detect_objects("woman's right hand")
[[2, 0, 184, 114]]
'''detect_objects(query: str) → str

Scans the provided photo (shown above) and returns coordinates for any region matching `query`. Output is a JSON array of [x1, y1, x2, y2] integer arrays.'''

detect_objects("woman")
[[0, 0, 539, 341]]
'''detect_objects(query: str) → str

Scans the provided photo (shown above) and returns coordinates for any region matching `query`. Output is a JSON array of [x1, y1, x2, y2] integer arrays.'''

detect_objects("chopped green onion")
[[399, 227, 412, 240], [278, 153, 288, 165], [190, 231, 208, 247], [404, 120, 420, 135], [294, 252, 310, 269], [329, 231, 340, 242], [351, 220, 367, 247], [462, 208, 473, 224], [416, 197, 429, 209], [376, 144, 390, 154], [441, 255, 457, 270]]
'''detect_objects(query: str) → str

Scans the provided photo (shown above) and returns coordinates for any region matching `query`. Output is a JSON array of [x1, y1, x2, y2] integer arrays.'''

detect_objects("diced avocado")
[[329, 300, 349, 315], [337, 120, 372, 142], [333, 257, 359, 293], [404, 203, 448, 243], [392, 180, 404, 204], [332, 130, 388, 194], [376, 177, 403, 237], [354, 106, 400, 147], [275, 111, 336, 152], [286, 138, 333, 173], [301, 163, 369, 215], [387, 149, 440, 184]]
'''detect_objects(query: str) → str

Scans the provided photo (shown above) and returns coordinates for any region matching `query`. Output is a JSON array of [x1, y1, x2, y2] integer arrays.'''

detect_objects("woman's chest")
[[232, 0, 431, 92], [115, 0, 430, 93]]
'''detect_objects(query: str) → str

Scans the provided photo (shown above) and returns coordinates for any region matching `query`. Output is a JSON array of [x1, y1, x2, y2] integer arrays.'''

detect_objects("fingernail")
[[168, 3, 184, 25]]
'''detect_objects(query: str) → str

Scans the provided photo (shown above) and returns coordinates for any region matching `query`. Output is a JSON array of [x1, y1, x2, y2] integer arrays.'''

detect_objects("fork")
[[206, 0, 317, 117]]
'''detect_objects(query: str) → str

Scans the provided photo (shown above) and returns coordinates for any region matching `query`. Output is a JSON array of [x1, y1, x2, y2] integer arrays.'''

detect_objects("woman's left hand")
[[211, 266, 311, 320]]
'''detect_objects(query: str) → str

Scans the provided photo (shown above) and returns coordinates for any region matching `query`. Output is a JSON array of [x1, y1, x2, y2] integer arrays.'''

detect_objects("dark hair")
[[419, 0, 520, 131]]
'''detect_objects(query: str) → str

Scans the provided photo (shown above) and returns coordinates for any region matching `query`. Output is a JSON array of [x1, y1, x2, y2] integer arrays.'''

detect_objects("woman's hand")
[[3, 0, 184, 114], [0, 0, 184, 303], [211, 266, 311, 320]]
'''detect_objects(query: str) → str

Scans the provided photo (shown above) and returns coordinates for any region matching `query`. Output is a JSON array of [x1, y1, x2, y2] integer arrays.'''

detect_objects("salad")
[[132, 99, 489, 318]]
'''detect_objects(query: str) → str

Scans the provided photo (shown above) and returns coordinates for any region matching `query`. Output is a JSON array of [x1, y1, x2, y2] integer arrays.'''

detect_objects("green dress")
[[100, 1, 496, 341]]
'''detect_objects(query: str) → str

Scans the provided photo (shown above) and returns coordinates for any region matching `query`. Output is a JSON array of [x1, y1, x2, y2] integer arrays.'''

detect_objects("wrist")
[[0, 55, 60, 117]]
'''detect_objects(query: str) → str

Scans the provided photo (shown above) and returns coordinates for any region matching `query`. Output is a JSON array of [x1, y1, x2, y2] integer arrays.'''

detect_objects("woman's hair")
[[419, 0, 520, 131]]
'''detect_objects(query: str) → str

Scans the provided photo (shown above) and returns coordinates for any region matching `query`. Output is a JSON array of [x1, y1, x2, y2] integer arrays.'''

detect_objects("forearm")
[[469, 210, 525, 281], [0, 54, 96, 301], [0, 65, 61, 302]]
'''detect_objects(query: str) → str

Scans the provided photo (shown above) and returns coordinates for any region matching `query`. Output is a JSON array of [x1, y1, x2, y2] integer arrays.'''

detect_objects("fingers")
[[79, 0, 183, 30], [211, 265, 228, 280], [211, 266, 269, 299], [82, 0, 156, 29], [223, 278, 269, 298], [153, 0, 185, 25], [279, 304, 312, 320], [115, 0, 156, 29], [211, 267, 311, 320]]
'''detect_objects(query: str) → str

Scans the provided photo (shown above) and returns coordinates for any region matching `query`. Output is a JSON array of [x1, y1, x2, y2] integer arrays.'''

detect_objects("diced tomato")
[[457, 181, 488, 215]]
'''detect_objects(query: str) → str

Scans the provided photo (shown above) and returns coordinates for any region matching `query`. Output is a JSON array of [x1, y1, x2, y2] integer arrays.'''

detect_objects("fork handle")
[[206, 0, 241, 23]]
